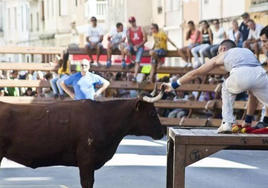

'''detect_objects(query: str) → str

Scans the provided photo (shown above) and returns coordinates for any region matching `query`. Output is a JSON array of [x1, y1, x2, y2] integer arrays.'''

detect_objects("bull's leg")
[[78, 163, 95, 188]]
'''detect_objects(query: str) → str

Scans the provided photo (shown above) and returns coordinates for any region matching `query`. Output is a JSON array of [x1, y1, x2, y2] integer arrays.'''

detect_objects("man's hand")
[[70, 93, 75, 100], [94, 92, 100, 100], [134, 45, 139, 51], [161, 83, 174, 92]]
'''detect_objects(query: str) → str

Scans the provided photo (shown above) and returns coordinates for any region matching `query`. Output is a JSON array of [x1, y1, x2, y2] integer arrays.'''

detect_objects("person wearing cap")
[[106, 22, 127, 68], [123, 16, 148, 82], [60, 59, 110, 100], [239, 12, 250, 42], [243, 19, 264, 61], [149, 23, 178, 82], [162, 39, 268, 133], [85, 16, 104, 67]]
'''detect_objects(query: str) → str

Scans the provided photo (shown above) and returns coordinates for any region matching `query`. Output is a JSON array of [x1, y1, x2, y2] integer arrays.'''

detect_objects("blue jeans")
[[127, 45, 144, 63], [50, 74, 69, 95]]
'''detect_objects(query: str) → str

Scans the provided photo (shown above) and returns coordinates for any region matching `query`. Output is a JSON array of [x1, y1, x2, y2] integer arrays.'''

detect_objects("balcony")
[[250, 0, 268, 12], [85, 0, 108, 21]]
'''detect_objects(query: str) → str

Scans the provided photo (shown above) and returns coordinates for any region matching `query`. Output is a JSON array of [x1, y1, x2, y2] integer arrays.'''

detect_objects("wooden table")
[[166, 128, 268, 188]]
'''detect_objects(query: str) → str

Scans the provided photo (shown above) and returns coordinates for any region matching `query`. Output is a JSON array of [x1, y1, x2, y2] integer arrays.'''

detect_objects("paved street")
[[0, 135, 268, 188]]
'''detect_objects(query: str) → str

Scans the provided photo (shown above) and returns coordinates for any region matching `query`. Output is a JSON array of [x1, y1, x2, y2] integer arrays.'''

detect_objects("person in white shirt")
[[106, 22, 127, 68], [243, 19, 264, 61], [228, 20, 243, 47], [203, 19, 227, 59], [85, 16, 104, 67]]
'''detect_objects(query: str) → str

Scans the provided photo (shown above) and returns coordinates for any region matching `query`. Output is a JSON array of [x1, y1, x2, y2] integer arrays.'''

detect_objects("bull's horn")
[[150, 83, 158, 97], [143, 85, 164, 103]]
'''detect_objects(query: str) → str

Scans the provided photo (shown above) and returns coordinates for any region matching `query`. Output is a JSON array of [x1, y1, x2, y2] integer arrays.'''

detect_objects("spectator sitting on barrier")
[[123, 16, 148, 82], [23, 87, 36, 96], [61, 59, 110, 100], [239, 12, 250, 43], [106, 22, 127, 68], [6, 70, 20, 96], [203, 19, 227, 59], [243, 19, 264, 61], [0, 88, 8, 96], [85, 16, 104, 67], [177, 21, 201, 68], [228, 20, 243, 48], [49, 52, 71, 99], [149, 23, 178, 83], [168, 91, 189, 119], [191, 20, 213, 69]]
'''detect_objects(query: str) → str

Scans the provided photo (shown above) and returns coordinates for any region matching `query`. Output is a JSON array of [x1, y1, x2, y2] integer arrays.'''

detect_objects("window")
[[51, 0, 54, 16], [8, 8, 10, 30], [21, 6, 23, 31], [173, 0, 180, 10], [166, 0, 172, 11], [37, 12, 39, 31], [14, 7, 17, 30], [59, 0, 68, 16], [41, 1, 45, 20], [47, 0, 49, 18], [30, 13, 33, 32], [75, 0, 78, 6]]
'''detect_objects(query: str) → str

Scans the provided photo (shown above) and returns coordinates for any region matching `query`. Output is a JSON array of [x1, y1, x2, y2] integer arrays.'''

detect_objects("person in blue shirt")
[[60, 59, 110, 100]]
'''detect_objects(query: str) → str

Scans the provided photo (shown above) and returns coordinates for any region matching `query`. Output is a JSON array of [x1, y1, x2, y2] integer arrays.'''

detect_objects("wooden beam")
[[0, 47, 65, 55], [0, 63, 58, 71]]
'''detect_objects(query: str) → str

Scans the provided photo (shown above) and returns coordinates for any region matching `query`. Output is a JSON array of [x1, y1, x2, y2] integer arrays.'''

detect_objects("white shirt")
[[109, 27, 126, 44], [228, 29, 243, 43], [223, 48, 260, 72], [213, 27, 225, 45], [87, 25, 104, 43], [247, 24, 264, 40]]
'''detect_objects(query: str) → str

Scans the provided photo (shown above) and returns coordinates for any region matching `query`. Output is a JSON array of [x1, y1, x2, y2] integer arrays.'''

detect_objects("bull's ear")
[[134, 100, 142, 111]]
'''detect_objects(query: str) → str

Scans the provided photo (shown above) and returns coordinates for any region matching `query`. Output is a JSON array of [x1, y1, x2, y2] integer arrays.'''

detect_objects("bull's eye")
[[149, 110, 156, 117]]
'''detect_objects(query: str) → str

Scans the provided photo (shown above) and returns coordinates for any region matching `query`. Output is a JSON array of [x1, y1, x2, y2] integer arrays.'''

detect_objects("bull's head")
[[130, 84, 164, 140]]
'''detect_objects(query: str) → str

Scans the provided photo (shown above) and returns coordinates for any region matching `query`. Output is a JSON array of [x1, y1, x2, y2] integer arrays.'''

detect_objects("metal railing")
[[86, 0, 107, 20]]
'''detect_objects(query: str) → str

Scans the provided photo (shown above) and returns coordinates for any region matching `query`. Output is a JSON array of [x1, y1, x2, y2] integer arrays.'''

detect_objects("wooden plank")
[[216, 101, 263, 111], [155, 101, 214, 110], [0, 47, 65, 55], [160, 117, 207, 127], [173, 144, 186, 188], [0, 80, 51, 87], [0, 63, 58, 71], [68, 47, 179, 57]]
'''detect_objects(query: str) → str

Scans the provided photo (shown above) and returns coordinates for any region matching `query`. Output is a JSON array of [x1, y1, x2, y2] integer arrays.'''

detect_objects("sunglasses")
[[129, 21, 135, 23], [81, 64, 89, 67], [91, 19, 97, 22]]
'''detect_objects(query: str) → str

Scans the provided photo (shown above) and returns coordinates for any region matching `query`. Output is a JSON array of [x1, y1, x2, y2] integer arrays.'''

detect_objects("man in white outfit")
[[162, 39, 268, 133]]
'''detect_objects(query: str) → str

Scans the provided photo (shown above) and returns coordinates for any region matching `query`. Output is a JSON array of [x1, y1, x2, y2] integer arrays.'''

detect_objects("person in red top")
[[177, 21, 201, 67], [123, 16, 148, 82]]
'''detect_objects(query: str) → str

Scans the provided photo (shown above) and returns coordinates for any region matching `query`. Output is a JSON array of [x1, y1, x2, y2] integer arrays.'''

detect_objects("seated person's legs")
[[84, 43, 94, 63], [95, 43, 103, 66], [203, 45, 213, 59], [210, 44, 219, 58]]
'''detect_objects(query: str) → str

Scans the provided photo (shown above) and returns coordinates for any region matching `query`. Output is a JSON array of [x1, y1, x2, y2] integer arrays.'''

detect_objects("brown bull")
[[0, 88, 164, 188]]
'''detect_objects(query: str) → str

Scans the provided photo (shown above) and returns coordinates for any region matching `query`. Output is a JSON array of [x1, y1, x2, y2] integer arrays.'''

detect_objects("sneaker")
[[127, 62, 135, 69], [217, 122, 232, 133], [90, 60, 94, 64], [96, 62, 102, 67], [60, 94, 65, 100], [131, 77, 137, 82], [54, 94, 59, 99], [187, 63, 192, 68], [180, 62, 188, 68], [106, 60, 112, 68], [193, 61, 202, 69], [121, 60, 127, 68]]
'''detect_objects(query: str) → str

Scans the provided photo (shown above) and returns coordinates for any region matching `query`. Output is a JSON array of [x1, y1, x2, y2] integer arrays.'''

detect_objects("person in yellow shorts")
[[149, 23, 178, 82]]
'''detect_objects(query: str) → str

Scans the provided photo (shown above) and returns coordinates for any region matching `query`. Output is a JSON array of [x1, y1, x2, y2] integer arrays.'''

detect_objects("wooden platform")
[[166, 128, 268, 188]]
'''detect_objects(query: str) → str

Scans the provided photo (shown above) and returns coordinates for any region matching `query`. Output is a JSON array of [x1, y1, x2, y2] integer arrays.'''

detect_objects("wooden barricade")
[[166, 128, 268, 188]]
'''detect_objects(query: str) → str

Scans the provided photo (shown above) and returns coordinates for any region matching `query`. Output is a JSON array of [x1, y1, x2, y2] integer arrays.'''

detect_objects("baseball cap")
[[241, 12, 249, 18], [128, 16, 136, 22]]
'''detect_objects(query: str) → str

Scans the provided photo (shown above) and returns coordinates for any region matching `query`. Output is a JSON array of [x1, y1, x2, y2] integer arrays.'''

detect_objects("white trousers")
[[222, 66, 268, 123]]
